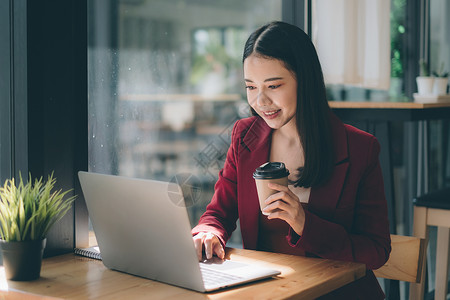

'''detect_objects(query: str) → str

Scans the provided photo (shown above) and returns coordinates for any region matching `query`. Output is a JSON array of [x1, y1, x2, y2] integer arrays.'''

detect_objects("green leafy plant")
[[0, 173, 76, 242], [432, 62, 449, 78], [190, 43, 234, 85], [390, 0, 406, 78]]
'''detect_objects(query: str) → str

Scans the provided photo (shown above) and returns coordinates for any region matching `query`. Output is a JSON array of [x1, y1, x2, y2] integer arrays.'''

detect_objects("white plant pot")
[[416, 76, 434, 95], [433, 77, 448, 95]]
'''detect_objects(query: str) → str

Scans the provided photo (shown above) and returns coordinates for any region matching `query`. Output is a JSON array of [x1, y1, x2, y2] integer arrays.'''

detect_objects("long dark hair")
[[243, 21, 333, 188]]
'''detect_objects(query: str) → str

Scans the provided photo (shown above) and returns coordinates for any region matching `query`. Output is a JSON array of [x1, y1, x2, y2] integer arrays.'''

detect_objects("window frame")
[[0, 0, 28, 184], [0, 0, 12, 183]]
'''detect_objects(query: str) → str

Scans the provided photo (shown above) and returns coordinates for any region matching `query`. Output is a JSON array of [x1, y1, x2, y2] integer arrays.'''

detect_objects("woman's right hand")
[[192, 232, 225, 261]]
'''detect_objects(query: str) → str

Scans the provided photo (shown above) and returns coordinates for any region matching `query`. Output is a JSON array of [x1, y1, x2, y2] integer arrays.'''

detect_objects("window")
[[322, 0, 409, 102], [430, 0, 450, 80], [88, 0, 282, 246]]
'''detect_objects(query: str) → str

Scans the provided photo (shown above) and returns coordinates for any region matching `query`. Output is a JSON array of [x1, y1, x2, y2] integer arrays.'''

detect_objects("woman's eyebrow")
[[245, 77, 284, 83]]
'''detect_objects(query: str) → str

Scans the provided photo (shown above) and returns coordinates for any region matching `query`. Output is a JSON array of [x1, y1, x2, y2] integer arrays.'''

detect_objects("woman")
[[192, 21, 391, 299]]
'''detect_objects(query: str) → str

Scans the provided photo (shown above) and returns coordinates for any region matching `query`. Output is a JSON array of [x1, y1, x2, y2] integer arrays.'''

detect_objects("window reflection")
[[88, 0, 282, 246]]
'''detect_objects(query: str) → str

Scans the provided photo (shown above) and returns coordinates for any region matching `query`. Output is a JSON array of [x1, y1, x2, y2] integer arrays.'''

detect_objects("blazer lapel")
[[238, 117, 272, 249], [309, 113, 349, 219], [309, 162, 349, 220]]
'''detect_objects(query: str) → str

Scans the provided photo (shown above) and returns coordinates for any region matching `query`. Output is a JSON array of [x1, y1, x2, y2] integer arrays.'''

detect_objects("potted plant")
[[0, 173, 76, 281], [416, 59, 434, 95], [432, 62, 449, 95]]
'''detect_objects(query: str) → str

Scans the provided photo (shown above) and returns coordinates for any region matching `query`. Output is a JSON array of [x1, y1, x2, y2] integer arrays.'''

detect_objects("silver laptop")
[[78, 171, 280, 292]]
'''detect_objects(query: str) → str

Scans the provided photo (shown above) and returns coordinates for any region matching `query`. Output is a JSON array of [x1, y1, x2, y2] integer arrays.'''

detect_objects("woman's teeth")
[[264, 110, 280, 116]]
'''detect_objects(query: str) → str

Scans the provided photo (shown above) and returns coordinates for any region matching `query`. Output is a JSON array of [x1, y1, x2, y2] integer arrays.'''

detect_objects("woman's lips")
[[262, 109, 281, 119]]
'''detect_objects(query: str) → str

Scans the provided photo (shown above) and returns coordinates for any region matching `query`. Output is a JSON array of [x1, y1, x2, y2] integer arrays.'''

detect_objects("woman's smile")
[[261, 109, 281, 119]]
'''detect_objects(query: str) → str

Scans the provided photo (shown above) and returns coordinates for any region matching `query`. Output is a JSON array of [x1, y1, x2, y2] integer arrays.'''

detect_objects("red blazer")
[[193, 114, 391, 299]]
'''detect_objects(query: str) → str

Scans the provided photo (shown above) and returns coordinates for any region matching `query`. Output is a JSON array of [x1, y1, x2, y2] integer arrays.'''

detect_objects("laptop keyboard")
[[199, 264, 244, 287]]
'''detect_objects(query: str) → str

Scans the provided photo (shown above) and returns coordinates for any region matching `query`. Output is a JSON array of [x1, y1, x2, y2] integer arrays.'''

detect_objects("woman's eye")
[[245, 86, 256, 90], [268, 84, 281, 89]]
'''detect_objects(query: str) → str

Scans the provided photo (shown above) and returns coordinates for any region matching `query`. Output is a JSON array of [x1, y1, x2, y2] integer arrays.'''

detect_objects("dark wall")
[[27, 0, 89, 255]]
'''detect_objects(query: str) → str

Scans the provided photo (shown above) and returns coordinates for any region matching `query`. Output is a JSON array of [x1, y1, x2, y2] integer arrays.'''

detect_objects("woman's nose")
[[256, 91, 271, 106]]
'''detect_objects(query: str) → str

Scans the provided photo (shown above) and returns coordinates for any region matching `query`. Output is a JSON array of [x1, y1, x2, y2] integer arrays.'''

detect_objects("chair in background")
[[374, 234, 426, 286], [410, 187, 450, 300]]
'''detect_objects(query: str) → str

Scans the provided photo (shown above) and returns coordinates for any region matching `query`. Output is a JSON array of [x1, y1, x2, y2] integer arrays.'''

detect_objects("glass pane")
[[430, 0, 450, 81], [323, 0, 408, 102], [88, 0, 282, 247]]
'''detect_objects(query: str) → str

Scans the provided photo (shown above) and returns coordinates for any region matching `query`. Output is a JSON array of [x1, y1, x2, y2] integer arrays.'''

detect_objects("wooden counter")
[[329, 101, 450, 109], [329, 101, 450, 121], [0, 248, 366, 300]]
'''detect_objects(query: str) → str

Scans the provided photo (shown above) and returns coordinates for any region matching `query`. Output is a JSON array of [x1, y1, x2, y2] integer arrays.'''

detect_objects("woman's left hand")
[[262, 182, 306, 235]]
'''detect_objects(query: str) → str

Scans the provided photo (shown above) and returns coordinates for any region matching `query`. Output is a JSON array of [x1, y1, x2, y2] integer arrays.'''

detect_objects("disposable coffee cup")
[[253, 162, 289, 215]]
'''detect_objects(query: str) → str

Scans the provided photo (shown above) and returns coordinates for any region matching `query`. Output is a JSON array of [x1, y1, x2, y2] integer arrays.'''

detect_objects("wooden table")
[[0, 248, 366, 300]]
